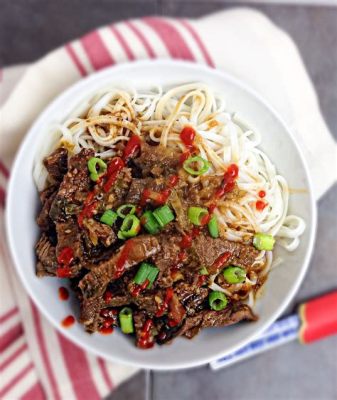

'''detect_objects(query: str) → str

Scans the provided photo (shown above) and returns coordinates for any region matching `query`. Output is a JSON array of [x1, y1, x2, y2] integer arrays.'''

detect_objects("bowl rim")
[[5, 59, 317, 370]]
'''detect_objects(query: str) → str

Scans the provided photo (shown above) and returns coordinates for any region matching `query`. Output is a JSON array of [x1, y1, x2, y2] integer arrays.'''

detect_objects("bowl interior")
[[6, 60, 315, 370]]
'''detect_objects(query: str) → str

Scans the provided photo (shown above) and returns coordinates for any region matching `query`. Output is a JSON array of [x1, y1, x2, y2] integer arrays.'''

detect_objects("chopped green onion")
[[118, 215, 140, 239], [117, 204, 136, 219], [153, 205, 175, 228], [223, 266, 246, 284], [199, 266, 209, 275], [87, 157, 107, 182], [140, 211, 161, 234], [133, 262, 159, 288], [208, 215, 219, 238], [209, 291, 228, 311], [134, 263, 152, 285], [188, 206, 208, 226], [146, 266, 159, 289], [253, 232, 275, 251], [119, 307, 134, 334], [183, 156, 210, 176], [100, 210, 118, 226]]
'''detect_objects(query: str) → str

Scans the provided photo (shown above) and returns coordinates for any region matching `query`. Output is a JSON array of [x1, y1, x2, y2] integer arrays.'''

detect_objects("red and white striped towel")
[[0, 10, 336, 400]]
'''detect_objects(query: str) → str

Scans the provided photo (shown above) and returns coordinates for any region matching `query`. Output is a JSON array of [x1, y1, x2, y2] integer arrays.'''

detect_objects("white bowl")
[[5, 60, 316, 370]]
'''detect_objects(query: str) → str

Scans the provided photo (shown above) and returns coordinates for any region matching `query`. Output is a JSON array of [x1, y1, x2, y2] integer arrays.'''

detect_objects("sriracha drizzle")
[[123, 135, 141, 160], [114, 240, 134, 279]]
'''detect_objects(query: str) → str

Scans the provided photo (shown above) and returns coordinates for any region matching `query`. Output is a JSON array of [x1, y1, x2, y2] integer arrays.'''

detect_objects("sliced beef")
[[36, 185, 58, 232], [168, 292, 186, 324], [49, 149, 94, 221], [134, 143, 180, 177], [153, 233, 182, 288], [174, 282, 209, 316], [83, 219, 116, 247], [55, 218, 83, 261], [35, 234, 58, 276], [125, 176, 167, 205], [125, 178, 149, 204], [187, 175, 223, 205], [79, 235, 160, 299], [133, 292, 161, 315], [43, 147, 68, 183], [181, 304, 257, 339], [80, 297, 104, 331], [191, 235, 259, 274], [96, 167, 133, 212], [168, 190, 191, 233]]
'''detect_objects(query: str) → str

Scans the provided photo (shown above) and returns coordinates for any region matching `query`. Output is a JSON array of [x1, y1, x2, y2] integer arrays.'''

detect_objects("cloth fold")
[[0, 9, 336, 400]]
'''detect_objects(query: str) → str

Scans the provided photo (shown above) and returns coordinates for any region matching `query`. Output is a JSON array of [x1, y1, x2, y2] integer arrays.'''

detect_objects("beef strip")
[[153, 233, 182, 288], [83, 219, 117, 247], [174, 281, 209, 316], [134, 143, 180, 177], [133, 292, 161, 315], [191, 235, 259, 273], [168, 292, 186, 323], [168, 190, 191, 233], [125, 176, 167, 205], [96, 167, 133, 213], [43, 147, 68, 183], [80, 297, 104, 331], [181, 304, 257, 339], [36, 232, 83, 278], [187, 175, 223, 205], [35, 234, 58, 276], [49, 149, 94, 221], [79, 235, 160, 299], [55, 218, 83, 261], [36, 185, 58, 232]]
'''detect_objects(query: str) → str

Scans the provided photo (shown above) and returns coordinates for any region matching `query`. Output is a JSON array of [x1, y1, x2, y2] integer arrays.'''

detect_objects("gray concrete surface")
[[1, 1, 336, 400]]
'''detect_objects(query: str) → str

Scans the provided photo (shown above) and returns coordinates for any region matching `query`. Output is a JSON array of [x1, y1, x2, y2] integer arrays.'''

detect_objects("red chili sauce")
[[58, 287, 69, 301], [56, 247, 74, 278], [61, 315, 75, 328], [137, 319, 154, 349]]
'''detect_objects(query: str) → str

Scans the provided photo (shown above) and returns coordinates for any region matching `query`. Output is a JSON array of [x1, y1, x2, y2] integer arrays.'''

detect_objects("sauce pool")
[[61, 315, 75, 328], [58, 287, 69, 301], [256, 200, 267, 211]]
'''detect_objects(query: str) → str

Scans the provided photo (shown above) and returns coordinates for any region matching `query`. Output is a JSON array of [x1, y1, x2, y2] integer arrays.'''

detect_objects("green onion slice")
[[134, 262, 151, 285], [87, 157, 107, 182], [146, 266, 159, 289], [209, 291, 228, 311], [188, 206, 208, 226], [140, 211, 161, 234], [208, 215, 219, 238], [253, 232, 275, 251], [119, 307, 134, 334], [133, 262, 159, 288], [117, 204, 136, 219], [183, 156, 210, 176], [153, 205, 175, 228], [100, 210, 118, 226], [118, 215, 140, 240], [199, 266, 209, 275], [223, 266, 246, 284]]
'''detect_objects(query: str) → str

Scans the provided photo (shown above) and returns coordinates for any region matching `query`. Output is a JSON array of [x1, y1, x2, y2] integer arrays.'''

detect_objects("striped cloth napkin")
[[0, 9, 336, 400]]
